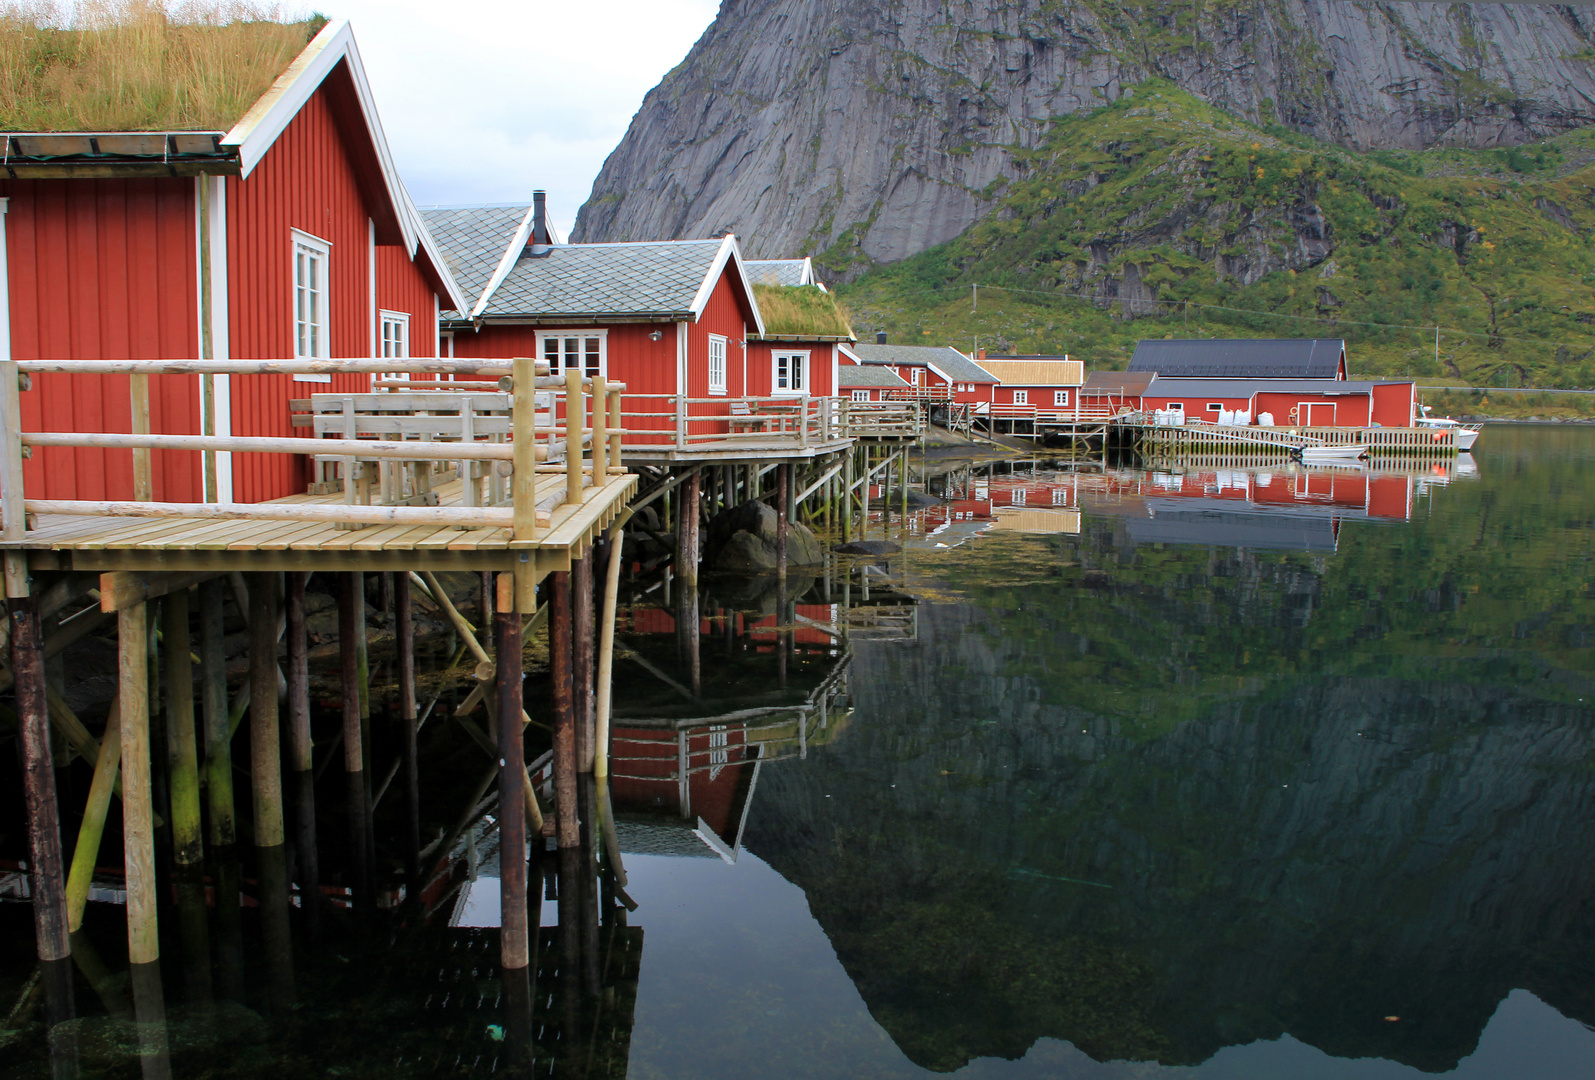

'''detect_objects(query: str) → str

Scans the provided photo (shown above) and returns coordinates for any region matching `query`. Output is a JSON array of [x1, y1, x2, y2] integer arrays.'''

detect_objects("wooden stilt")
[[776, 464, 789, 580], [594, 522, 625, 782], [550, 571, 579, 850], [162, 589, 201, 866], [496, 601, 529, 970], [9, 592, 71, 963], [198, 580, 235, 847], [119, 603, 158, 966], [285, 572, 319, 930], [64, 698, 120, 933], [396, 572, 421, 894], [339, 572, 370, 908], [249, 575, 285, 850], [573, 548, 594, 773]]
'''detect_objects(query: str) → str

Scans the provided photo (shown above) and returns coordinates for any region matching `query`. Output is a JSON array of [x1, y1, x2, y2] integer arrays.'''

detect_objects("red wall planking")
[[376, 242, 437, 357], [746, 340, 838, 398], [6, 177, 203, 502]]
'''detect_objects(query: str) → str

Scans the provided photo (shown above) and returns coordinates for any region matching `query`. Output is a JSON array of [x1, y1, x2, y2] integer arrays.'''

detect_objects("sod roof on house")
[[751, 285, 852, 341], [0, 5, 322, 132]]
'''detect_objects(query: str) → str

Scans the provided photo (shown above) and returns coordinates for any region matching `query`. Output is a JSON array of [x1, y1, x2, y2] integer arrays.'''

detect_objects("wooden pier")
[[1130, 418, 1459, 456]]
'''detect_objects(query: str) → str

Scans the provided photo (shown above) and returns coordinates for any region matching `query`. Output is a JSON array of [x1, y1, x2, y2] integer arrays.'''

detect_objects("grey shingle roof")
[[839, 365, 909, 388], [847, 343, 997, 383], [419, 204, 530, 319], [1129, 339, 1346, 379], [483, 239, 727, 320], [746, 259, 810, 286]]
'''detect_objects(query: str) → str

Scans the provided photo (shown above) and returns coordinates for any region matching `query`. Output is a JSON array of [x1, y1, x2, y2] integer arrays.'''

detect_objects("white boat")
[[1416, 411, 1482, 451], [1297, 444, 1369, 465]]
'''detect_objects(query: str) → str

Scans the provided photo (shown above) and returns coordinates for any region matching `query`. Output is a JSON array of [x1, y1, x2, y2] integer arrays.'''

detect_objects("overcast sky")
[[318, 0, 722, 237]]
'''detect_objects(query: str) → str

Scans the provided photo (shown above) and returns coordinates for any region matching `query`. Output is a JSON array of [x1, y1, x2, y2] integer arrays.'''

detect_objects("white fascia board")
[[926, 361, 953, 385], [838, 343, 863, 365], [401, 181, 470, 314], [690, 235, 766, 337], [222, 20, 418, 254], [470, 204, 538, 319], [799, 257, 814, 286]]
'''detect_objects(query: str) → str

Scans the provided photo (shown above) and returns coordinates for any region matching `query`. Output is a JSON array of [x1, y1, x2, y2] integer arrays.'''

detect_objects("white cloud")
[[320, 0, 720, 237]]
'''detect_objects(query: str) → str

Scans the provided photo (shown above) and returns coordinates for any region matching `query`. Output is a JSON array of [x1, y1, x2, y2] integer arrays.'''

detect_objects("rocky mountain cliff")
[[573, 1, 1595, 268]]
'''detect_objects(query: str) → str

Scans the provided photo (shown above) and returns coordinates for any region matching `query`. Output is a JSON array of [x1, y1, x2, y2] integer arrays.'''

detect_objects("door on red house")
[[1300, 402, 1336, 426]]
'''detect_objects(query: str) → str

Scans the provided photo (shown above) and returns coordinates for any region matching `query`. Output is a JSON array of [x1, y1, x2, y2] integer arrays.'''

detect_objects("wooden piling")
[[162, 589, 201, 866], [776, 464, 789, 580], [198, 580, 235, 847], [285, 572, 319, 928], [9, 593, 71, 962], [550, 571, 579, 850], [573, 548, 595, 773], [396, 572, 421, 892], [678, 469, 700, 597], [339, 572, 370, 908], [119, 603, 158, 965], [496, 603, 529, 970], [65, 698, 120, 933], [594, 522, 626, 782], [249, 575, 285, 850]]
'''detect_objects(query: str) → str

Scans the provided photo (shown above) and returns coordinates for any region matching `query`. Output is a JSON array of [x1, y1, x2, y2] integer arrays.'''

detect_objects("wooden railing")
[[835, 399, 921, 438], [0, 358, 628, 544]]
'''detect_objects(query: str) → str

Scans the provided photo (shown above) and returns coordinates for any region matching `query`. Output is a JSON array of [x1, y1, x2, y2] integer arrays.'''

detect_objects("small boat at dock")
[[1296, 444, 1370, 465], [1416, 411, 1482, 451]]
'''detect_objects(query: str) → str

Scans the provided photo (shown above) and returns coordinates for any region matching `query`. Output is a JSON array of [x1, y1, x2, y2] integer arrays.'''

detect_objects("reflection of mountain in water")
[[742, 559, 1595, 1072]]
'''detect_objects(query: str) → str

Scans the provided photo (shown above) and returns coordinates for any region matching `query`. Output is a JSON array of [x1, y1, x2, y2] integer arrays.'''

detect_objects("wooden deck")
[[6, 468, 636, 574], [620, 437, 854, 465]]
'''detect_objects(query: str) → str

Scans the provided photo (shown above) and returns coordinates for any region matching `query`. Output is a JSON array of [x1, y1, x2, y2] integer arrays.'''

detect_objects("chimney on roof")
[[977, 348, 987, 361], [531, 190, 552, 246], [875, 331, 887, 345]]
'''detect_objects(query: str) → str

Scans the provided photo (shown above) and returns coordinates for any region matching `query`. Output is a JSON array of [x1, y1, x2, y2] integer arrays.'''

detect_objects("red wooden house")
[[1142, 379, 1416, 427], [843, 340, 997, 406], [744, 283, 850, 399], [424, 198, 767, 448], [973, 354, 1085, 419], [840, 364, 910, 402], [8, 20, 466, 505]]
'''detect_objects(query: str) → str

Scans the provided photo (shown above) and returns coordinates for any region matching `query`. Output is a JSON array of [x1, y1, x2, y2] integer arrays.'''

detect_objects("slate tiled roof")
[[746, 258, 811, 286], [1129, 338, 1346, 379], [484, 239, 727, 320], [420, 204, 530, 319], [847, 343, 998, 383], [839, 365, 910, 388]]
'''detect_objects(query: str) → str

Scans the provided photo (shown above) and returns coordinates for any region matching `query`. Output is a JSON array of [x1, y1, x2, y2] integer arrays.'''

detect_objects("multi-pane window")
[[774, 351, 807, 395], [851, 389, 870, 402], [1012, 389, 1028, 405], [380, 311, 410, 359], [1054, 390, 1069, 407], [538, 331, 607, 379], [707, 334, 727, 395], [293, 231, 331, 383]]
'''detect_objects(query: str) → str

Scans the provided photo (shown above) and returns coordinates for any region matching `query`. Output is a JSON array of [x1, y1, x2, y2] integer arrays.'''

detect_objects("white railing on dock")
[[0, 358, 629, 545]]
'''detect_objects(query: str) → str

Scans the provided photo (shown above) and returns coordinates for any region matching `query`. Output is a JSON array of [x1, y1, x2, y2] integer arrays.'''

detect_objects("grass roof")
[[0, 2, 324, 132], [752, 283, 853, 339]]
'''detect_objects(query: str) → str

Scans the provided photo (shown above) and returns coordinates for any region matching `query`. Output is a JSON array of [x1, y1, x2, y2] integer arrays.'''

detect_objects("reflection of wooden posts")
[[129, 951, 171, 1080], [339, 572, 370, 908], [574, 548, 594, 772], [551, 572, 579, 850], [163, 589, 202, 867], [120, 603, 158, 965], [9, 591, 71, 963], [213, 851, 246, 1003], [396, 573, 421, 892], [558, 843, 583, 1068], [578, 774, 601, 998], [285, 572, 319, 931], [843, 449, 853, 542], [198, 580, 235, 847], [496, 595, 529, 970], [173, 865, 213, 1009], [249, 576, 285, 850]]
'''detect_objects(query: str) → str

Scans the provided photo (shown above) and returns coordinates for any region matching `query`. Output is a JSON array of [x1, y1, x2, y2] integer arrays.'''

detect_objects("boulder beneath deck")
[[870, 489, 942, 508], [703, 499, 824, 571], [833, 540, 902, 556]]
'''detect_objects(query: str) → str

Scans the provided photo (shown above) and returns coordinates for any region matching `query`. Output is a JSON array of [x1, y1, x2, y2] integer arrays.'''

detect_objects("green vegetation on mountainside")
[[836, 83, 1595, 389]]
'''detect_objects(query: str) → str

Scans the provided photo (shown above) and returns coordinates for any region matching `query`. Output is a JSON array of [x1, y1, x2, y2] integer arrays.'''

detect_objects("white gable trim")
[[222, 21, 418, 254], [470, 204, 538, 319], [401, 183, 469, 314], [690, 235, 766, 337]]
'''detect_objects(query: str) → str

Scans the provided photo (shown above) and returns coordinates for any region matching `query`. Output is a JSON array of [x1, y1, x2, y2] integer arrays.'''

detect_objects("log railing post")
[[511, 356, 538, 542], [608, 387, 623, 470], [590, 376, 606, 484], [565, 367, 584, 506]]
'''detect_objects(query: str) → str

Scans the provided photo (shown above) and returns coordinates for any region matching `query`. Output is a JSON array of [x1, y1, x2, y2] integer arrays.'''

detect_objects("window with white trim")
[[292, 230, 332, 383], [707, 334, 727, 395], [773, 351, 808, 395], [851, 389, 870, 402], [1054, 390, 1069, 407], [537, 330, 607, 379], [910, 367, 923, 386], [1052, 488, 1069, 505], [1012, 389, 1028, 405], [1207, 403, 1224, 412], [380, 311, 410, 359]]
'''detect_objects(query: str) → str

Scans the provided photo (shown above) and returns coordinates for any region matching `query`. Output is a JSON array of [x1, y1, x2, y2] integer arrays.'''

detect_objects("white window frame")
[[850, 389, 870, 402], [1207, 403, 1224, 413], [380, 310, 410, 359], [1054, 390, 1069, 407], [707, 333, 728, 395], [773, 350, 808, 396], [292, 229, 332, 383], [910, 367, 923, 386], [1012, 389, 1028, 405], [536, 329, 608, 379]]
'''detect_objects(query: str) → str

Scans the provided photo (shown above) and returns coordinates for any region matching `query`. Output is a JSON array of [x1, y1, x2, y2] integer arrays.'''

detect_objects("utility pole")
[[972, 283, 977, 313], [1435, 325, 1440, 371]]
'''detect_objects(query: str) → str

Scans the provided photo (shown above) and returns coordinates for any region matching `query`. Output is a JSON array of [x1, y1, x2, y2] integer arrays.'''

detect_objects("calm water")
[[4, 425, 1594, 1078]]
